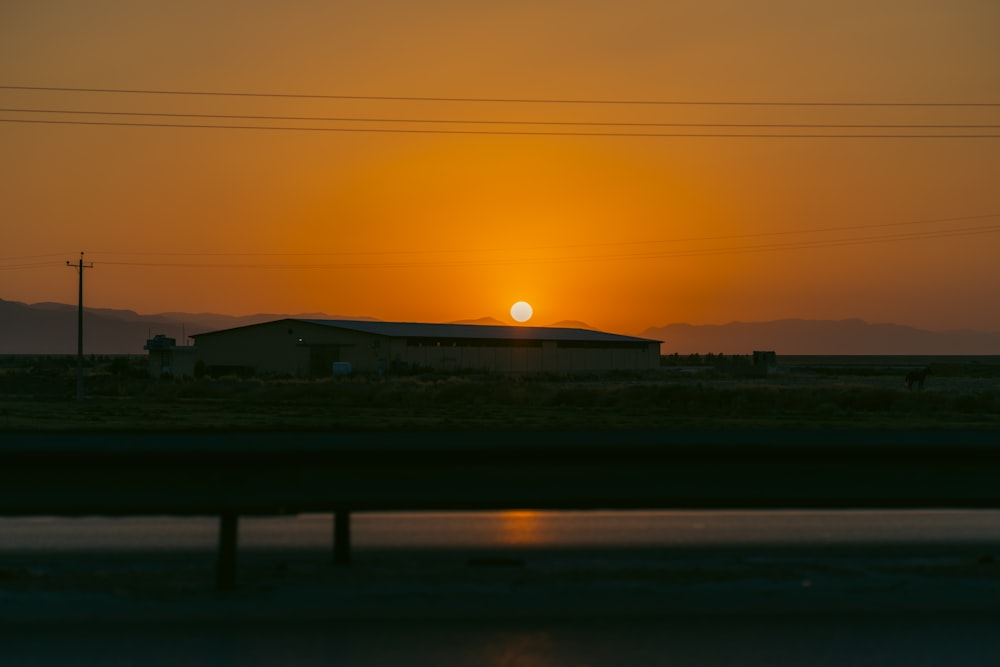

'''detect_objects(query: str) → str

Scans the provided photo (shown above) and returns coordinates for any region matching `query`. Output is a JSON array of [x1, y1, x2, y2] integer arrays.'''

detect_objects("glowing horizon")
[[3, 2, 999, 336]]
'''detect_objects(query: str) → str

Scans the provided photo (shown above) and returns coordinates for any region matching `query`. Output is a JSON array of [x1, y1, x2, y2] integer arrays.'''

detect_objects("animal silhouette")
[[905, 367, 930, 390]]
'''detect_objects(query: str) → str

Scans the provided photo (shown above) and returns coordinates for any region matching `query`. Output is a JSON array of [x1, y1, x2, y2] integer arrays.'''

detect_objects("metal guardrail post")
[[334, 509, 351, 565], [217, 513, 239, 591]]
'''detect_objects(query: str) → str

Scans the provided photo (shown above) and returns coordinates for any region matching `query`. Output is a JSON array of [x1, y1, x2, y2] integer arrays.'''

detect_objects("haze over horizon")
[[3, 2, 999, 335], [7, 296, 1000, 356], [8, 295, 1000, 336]]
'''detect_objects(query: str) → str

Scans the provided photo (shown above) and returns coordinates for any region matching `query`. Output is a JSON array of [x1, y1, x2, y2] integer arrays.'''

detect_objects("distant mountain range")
[[449, 317, 595, 330], [3, 298, 999, 355], [642, 319, 1000, 355], [0, 298, 375, 354]]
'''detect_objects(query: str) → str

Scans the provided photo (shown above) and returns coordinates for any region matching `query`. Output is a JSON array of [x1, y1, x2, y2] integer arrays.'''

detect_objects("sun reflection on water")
[[498, 511, 543, 546]]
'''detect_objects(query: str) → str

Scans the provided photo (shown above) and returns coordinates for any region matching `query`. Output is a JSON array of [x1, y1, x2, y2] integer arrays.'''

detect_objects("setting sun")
[[2, 3, 999, 339], [510, 301, 533, 323]]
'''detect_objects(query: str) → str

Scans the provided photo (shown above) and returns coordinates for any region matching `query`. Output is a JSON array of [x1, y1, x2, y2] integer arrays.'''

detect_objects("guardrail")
[[3, 430, 999, 590]]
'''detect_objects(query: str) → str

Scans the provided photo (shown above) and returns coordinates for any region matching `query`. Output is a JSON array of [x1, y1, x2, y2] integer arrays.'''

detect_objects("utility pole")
[[67, 252, 94, 400]]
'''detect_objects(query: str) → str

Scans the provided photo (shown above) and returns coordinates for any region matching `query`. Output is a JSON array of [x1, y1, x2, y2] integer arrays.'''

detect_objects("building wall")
[[147, 348, 196, 378], [194, 319, 660, 376], [386, 338, 658, 374], [145, 334, 197, 378], [194, 320, 394, 376]]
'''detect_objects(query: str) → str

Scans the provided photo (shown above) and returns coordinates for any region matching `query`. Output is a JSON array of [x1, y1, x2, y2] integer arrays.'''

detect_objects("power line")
[[638, 213, 1000, 248], [8, 222, 998, 273], [86, 223, 1000, 270], [0, 251, 67, 261], [3, 85, 999, 107], [76, 213, 1000, 258], [3, 107, 999, 130], [4, 117, 997, 138], [7, 213, 998, 266], [599, 223, 1000, 262], [0, 261, 64, 270]]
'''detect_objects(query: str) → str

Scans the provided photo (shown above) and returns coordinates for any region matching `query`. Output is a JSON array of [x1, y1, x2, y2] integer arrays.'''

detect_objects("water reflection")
[[498, 511, 543, 546], [4, 510, 1000, 552]]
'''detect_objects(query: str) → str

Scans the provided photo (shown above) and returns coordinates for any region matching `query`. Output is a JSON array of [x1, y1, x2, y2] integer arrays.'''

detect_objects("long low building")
[[191, 319, 661, 376]]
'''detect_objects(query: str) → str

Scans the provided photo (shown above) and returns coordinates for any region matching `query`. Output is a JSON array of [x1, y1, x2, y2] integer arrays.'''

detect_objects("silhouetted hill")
[[449, 317, 595, 329], [0, 299, 375, 354], [644, 318, 1000, 355], [548, 320, 594, 330], [449, 317, 507, 326], [6, 299, 999, 355]]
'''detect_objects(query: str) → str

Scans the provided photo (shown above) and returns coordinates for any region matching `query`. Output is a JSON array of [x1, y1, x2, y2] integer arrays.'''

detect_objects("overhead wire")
[[5, 214, 999, 270], [3, 88, 997, 270], [3, 85, 998, 137], [3, 85, 1000, 107], [77, 213, 1000, 259], [78, 221, 1000, 270], [3, 117, 997, 138], [0, 261, 66, 271], [0, 252, 70, 261], [2, 107, 998, 131]]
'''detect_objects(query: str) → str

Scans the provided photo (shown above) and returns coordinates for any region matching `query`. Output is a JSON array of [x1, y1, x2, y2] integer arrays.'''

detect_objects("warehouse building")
[[190, 319, 661, 376]]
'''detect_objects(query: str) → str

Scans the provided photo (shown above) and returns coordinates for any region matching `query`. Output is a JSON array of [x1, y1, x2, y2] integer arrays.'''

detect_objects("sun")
[[510, 301, 533, 323]]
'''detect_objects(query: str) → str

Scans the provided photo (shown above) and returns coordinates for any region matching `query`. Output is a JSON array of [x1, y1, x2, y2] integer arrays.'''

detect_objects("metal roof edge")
[[190, 317, 661, 343], [293, 318, 662, 343], [189, 317, 300, 338]]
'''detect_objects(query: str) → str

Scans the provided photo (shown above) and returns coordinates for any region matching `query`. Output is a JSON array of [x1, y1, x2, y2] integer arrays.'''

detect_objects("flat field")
[[1, 355, 998, 431]]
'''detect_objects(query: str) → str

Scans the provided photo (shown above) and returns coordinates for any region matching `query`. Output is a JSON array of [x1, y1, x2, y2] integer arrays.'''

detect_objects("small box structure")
[[752, 350, 778, 375], [191, 319, 662, 377], [144, 334, 196, 378]]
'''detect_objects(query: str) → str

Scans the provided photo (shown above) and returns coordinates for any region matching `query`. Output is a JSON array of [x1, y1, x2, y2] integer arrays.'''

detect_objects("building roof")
[[196, 318, 660, 344], [301, 319, 659, 343]]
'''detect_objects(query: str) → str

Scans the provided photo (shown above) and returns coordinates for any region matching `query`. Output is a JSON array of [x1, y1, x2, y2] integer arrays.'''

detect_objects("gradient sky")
[[2, 1, 998, 335]]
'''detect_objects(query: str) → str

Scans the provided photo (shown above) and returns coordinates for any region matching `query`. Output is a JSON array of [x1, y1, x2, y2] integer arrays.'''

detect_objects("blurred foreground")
[[3, 511, 1000, 666]]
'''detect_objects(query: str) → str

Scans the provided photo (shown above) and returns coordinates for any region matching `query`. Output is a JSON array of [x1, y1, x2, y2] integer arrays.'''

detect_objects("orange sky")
[[2, 1, 999, 336]]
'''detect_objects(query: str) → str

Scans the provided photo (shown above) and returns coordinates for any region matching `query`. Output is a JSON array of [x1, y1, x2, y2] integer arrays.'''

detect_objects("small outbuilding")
[[191, 319, 661, 377], [144, 334, 196, 378]]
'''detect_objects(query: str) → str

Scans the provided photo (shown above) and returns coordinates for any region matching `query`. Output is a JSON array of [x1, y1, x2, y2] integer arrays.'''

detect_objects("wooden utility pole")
[[67, 252, 94, 400]]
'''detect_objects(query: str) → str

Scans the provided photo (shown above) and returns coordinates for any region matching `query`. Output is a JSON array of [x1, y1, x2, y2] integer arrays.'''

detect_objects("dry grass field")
[[1, 355, 998, 431]]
